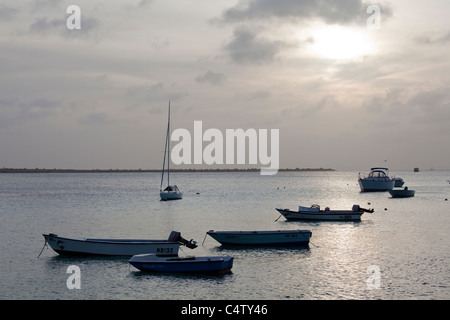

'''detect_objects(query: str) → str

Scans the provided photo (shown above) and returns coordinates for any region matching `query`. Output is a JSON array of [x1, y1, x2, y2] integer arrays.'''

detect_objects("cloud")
[[0, 97, 61, 129], [414, 30, 450, 45], [224, 27, 288, 64], [78, 112, 110, 125], [408, 87, 450, 128], [195, 71, 227, 86], [235, 89, 271, 101], [220, 0, 383, 25], [0, 4, 18, 20], [30, 0, 64, 13], [28, 15, 101, 40], [361, 86, 450, 135], [137, 0, 154, 8], [29, 17, 64, 35], [363, 88, 407, 115], [218, 1, 393, 65], [125, 82, 188, 109], [150, 37, 170, 50]]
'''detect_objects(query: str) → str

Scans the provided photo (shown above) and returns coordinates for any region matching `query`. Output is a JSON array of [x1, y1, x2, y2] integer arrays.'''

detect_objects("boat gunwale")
[[207, 230, 311, 236], [276, 209, 364, 216], [129, 256, 234, 270], [140, 256, 232, 264], [43, 234, 179, 245], [51, 249, 179, 257], [206, 230, 311, 246], [388, 189, 415, 198]]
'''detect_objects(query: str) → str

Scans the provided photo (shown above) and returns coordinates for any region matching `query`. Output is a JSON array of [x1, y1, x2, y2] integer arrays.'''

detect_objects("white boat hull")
[[206, 230, 311, 246], [43, 234, 180, 256], [358, 179, 394, 192], [276, 209, 365, 221], [160, 191, 183, 200]]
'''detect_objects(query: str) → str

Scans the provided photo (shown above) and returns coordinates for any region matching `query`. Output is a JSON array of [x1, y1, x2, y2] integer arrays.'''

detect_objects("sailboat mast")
[[160, 102, 170, 192], [167, 101, 170, 187]]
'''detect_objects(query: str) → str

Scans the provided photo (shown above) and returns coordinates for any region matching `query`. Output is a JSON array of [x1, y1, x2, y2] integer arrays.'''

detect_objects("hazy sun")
[[310, 26, 373, 60]]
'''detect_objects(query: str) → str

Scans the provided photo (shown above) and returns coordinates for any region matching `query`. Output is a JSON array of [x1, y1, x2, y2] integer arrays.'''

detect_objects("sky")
[[1, 0, 449, 172]]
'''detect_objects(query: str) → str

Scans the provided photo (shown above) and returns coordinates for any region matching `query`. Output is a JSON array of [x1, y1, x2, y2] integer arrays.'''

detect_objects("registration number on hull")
[[156, 247, 175, 254]]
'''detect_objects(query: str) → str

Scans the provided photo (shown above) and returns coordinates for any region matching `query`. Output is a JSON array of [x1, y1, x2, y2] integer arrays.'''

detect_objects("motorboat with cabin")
[[358, 167, 395, 192]]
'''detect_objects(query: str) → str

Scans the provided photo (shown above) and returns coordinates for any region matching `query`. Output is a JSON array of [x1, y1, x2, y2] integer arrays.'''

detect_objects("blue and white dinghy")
[[128, 254, 234, 274]]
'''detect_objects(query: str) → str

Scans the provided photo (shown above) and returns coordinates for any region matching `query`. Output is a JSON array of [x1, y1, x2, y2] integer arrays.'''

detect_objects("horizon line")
[[0, 167, 335, 173]]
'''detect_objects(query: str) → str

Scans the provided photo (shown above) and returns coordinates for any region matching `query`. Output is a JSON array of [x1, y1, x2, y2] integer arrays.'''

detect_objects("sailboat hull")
[[160, 191, 183, 201]]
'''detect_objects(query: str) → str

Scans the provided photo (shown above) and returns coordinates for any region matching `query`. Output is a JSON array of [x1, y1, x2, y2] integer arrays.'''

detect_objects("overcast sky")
[[1, 0, 449, 171]]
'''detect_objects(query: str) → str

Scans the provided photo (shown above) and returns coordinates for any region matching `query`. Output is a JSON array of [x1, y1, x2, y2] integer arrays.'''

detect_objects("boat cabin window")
[[369, 170, 387, 178]]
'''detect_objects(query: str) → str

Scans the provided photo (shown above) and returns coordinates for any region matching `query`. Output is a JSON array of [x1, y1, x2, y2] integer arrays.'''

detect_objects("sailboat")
[[160, 102, 183, 201]]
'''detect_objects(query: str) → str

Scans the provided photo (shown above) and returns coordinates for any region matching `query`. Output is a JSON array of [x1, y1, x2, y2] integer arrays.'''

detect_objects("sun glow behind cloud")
[[309, 26, 374, 60]]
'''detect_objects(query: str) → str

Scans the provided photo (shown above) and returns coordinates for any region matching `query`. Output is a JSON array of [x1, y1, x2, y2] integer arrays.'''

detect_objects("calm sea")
[[0, 170, 449, 300]]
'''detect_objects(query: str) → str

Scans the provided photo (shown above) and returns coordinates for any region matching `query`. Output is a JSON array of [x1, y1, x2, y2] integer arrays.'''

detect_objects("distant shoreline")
[[0, 168, 335, 173]]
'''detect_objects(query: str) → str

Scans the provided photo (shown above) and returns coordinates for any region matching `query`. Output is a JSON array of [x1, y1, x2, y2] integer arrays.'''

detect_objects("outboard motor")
[[168, 231, 198, 249], [353, 204, 374, 213]]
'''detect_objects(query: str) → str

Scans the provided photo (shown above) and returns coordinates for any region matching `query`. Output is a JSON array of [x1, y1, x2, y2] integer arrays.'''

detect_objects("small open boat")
[[276, 204, 374, 221], [206, 230, 311, 246], [42, 231, 197, 256], [128, 254, 234, 274], [389, 187, 415, 198]]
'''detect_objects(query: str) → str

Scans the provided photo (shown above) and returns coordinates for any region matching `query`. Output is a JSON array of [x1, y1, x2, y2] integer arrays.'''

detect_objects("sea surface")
[[0, 170, 449, 300]]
